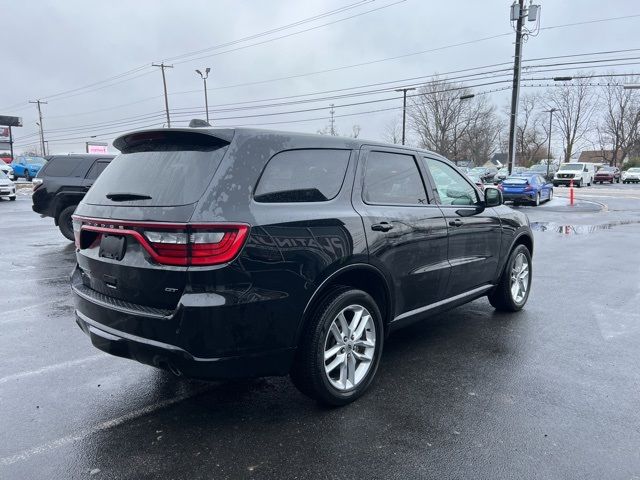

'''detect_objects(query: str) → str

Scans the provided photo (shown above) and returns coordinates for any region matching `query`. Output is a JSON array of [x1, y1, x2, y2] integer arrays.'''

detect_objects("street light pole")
[[395, 87, 415, 145], [195, 68, 211, 123], [544, 108, 556, 179]]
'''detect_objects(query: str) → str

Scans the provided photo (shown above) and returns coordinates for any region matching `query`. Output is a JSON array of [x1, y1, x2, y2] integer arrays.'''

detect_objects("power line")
[[15, 59, 640, 142]]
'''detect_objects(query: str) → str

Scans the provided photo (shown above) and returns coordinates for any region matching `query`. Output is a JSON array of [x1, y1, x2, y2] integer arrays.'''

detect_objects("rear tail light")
[[32, 178, 43, 191], [73, 217, 249, 266], [524, 184, 533, 191]]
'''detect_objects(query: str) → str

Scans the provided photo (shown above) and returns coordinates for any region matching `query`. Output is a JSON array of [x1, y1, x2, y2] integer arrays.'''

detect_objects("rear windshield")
[[84, 144, 228, 207], [504, 177, 528, 184]]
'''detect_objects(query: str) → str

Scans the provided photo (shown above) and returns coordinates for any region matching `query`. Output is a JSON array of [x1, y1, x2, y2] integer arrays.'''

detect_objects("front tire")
[[290, 288, 384, 406], [9, 196, 16, 201], [57, 205, 77, 241], [25, 170, 31, 181], [488, 244, 532, 312]]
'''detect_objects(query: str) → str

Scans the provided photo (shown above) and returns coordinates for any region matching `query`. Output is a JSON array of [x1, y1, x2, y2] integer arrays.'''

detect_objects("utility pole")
[[8, 126, 14, 161], [544, 108, 556, 179], [329, 104, 336, 136], [507, 0, 540, 175], [152, 63, 174, 127], [195, 68, 211, 123], [395, 87, 416, 145], [29, 99, 47, 156]]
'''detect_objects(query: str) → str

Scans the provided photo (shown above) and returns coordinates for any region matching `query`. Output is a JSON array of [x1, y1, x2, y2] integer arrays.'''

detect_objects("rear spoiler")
[[113, 128, 235, 153]]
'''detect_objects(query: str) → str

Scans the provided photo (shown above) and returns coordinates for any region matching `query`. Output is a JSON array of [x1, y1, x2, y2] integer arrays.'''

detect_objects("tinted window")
[[85, 160, 110, 180], [254, 149, 350, 203], [43, 157, 83, 177], [84, 144, 228, 207], [424, 157, 478, 206], [363, 151, 427, 205]]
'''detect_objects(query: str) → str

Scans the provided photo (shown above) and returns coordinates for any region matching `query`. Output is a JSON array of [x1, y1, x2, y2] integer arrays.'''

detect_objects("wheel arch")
[[296, 263, 394, 345], [52, 193, 82, 225]]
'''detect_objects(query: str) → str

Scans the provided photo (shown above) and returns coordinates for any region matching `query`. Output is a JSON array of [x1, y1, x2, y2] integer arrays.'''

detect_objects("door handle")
[[448, 219, 464, 227], [371, 222, 394, 232]]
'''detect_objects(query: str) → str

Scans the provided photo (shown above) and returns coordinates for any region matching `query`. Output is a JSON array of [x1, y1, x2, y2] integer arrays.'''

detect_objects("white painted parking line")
[[0, 386, 209, 466], [0, 354, 107, 385]]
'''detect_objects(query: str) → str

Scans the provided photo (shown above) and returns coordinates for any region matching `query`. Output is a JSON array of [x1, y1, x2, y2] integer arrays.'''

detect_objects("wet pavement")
[[1, 183, 640, 479]]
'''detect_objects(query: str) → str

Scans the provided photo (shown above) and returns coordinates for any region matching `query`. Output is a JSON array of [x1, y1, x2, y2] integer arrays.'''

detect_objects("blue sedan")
[[498, 173, 553, 206], [10, 156, 47, 181]]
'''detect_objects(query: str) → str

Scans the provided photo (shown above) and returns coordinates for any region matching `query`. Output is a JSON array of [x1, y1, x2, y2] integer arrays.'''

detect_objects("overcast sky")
[[2, 0, 639, 155]]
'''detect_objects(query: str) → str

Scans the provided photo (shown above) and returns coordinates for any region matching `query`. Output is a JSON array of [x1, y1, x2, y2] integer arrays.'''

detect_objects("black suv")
[[71, 128, 533, 405], [32, 154, 114, 240]]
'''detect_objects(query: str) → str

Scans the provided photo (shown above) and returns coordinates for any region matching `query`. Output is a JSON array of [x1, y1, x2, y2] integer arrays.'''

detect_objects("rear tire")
[[533, 193, 540, 206], [57, 205, 77, 241], [290, 288, 384, 406], [488, 244, 532, 312], [25, 170, 31, 181]]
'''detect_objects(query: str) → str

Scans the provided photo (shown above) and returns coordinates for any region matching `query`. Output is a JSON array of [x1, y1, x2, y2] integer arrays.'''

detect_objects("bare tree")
[[515, 93, 548, 166], [408, 76, 500, 164], [409, 77, 470, 159], [382, 116, 402, 144], [544, 75, 596, 162], [458, 96, 503, 165], [596, 75, 640, 166]]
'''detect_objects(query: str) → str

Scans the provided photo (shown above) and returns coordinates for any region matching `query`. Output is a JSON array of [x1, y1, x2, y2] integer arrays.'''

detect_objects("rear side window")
[[84, 138, 229, 207], [85, 160, 110, 180], [254, 149, 350, 203], [42, 157, 83, 177], [363, 151, 427, 205]]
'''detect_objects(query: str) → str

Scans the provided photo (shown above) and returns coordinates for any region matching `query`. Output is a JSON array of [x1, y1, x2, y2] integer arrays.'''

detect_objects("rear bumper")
[[75, 310, 294, 379], [502, 192, 537, 201], [71, 266, 296, 379]]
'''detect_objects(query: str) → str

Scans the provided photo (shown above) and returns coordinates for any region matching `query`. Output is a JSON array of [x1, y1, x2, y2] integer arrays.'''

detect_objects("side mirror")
[[484, 187, 503, 207]]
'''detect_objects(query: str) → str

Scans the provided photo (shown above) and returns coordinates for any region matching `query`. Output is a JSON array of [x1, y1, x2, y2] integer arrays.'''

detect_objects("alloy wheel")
[[510, 253, 530, 304], [323, 304, 376, 391]]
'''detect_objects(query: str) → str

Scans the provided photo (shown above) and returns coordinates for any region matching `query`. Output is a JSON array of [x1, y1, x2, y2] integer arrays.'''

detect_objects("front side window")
[[424, 157, 479, 206], [254, 149, 350, 203]]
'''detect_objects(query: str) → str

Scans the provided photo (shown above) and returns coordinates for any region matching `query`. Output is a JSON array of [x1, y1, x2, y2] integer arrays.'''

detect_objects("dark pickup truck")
[[32, 154, 114, 240]]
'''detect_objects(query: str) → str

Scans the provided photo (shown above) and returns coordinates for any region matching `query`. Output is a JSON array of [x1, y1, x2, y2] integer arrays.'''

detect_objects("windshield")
[[530, 165, 545, 171], [599, 167, 614, 172], [628, 168, 640, 173], [559, 164, 583, 171]]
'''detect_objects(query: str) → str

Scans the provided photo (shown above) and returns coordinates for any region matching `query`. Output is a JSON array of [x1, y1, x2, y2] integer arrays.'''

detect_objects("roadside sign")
[[86, 142, 109, 154]]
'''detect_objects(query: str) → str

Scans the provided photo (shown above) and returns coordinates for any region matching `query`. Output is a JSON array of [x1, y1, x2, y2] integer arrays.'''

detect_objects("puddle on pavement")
[[530, 220, 640, 235]]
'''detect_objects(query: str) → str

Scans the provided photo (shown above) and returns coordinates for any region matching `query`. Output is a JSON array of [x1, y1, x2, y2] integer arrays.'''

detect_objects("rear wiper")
[[106, 192, 152, 201]]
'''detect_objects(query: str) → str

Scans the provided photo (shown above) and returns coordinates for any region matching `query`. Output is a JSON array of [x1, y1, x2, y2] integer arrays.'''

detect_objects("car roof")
[[112, 126, 446, 160]]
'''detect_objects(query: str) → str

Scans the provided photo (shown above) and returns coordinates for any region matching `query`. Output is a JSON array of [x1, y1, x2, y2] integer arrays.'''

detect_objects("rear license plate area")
[[99, 234, 127, 261]]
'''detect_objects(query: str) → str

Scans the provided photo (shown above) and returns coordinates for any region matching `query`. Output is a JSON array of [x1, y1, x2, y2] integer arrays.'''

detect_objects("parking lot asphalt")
[[1, 183, 640, 479]]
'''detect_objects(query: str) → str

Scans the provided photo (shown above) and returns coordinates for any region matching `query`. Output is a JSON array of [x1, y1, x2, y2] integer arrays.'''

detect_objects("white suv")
[[553, 162, 594, 188]]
